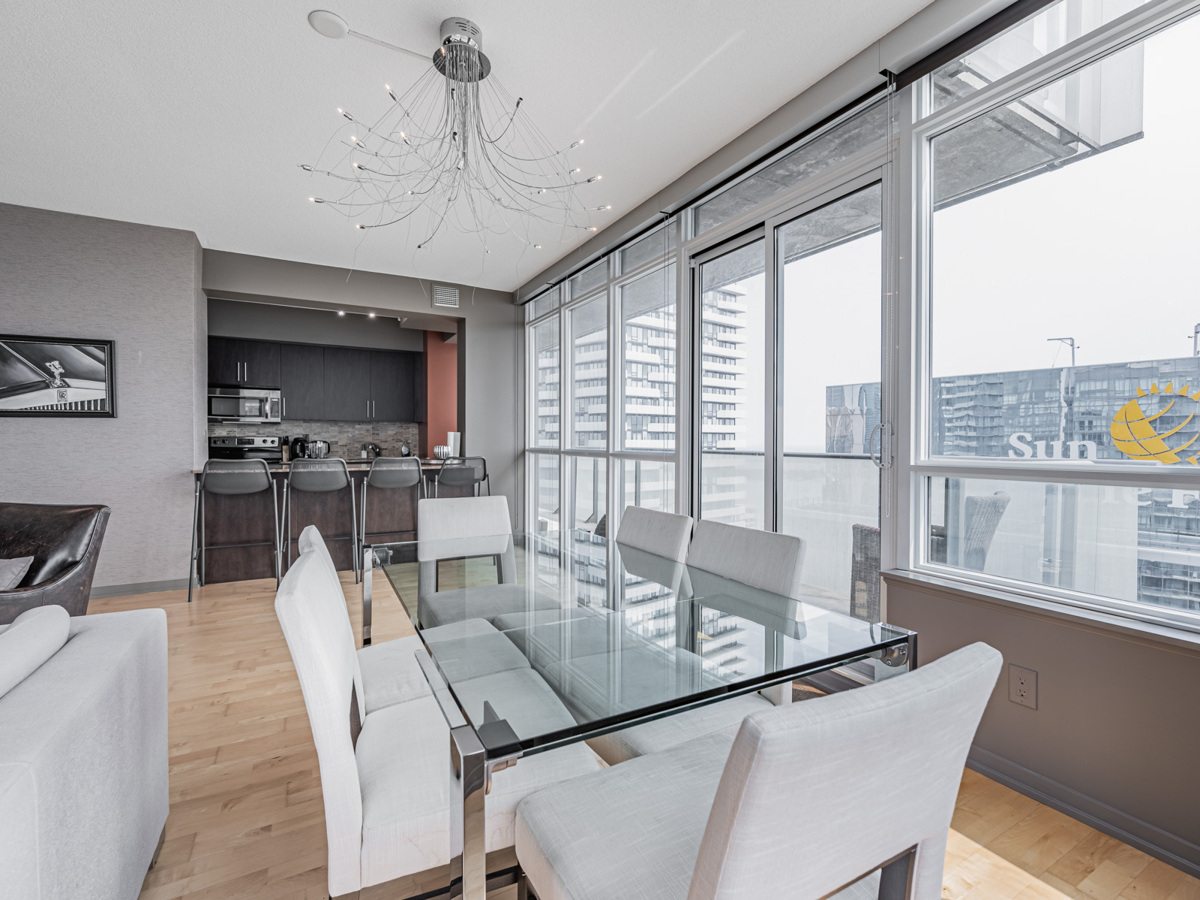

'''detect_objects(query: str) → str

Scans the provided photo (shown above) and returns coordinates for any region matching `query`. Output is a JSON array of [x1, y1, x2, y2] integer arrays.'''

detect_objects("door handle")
[[869, 422, 893, 469]]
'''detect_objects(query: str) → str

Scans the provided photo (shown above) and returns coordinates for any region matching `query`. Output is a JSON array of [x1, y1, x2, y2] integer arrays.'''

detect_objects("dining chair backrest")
[[616, 544, 690, 598], [418, 495, 512, 542], [686, 519, 806, 599], [437, 456, 488, 489], [298, 525, 366, 720], [289, 457, 353, 492], [274, 550, 364, 898], [688, 642, 1002, 900], [417, 496, 515, 597], [365, 456, 423, 490], [615, 506, 693, 563], [199, 459, 273, 495]]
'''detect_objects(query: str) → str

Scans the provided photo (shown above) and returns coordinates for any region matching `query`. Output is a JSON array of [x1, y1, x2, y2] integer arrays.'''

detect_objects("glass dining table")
[[361, 529, 916, 900]]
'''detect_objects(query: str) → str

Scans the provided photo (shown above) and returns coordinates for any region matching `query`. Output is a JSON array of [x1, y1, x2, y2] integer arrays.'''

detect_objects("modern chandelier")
[[302, 12, 608, 251]]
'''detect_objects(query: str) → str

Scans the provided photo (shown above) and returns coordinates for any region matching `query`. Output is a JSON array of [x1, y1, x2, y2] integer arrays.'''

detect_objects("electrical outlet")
[[1008, 665, 1038, 710]]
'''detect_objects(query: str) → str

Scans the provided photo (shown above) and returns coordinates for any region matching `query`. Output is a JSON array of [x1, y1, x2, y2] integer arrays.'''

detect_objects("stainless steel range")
[[208, 435, 282, 464]]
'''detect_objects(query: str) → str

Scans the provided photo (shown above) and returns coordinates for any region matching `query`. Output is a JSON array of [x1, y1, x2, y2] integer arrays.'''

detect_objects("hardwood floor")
[[86, 568, 1200, 900]]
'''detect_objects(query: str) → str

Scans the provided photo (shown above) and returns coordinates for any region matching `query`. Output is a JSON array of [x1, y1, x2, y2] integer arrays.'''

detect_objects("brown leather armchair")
[[0, 503, 111, 625]]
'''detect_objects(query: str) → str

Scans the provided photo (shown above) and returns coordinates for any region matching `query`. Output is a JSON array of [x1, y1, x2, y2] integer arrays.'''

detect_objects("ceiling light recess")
[[302, 14, 608, 252]]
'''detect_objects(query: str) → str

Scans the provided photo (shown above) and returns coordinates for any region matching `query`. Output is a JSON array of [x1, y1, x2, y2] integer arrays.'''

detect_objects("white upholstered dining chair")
[[298, 525, 431, 715], [587, 519, 807, 765], [614, 505, 694, 562], [275, 545, 603, 899], [417, 496, 562, 627], [515, 641, 1002, 900]]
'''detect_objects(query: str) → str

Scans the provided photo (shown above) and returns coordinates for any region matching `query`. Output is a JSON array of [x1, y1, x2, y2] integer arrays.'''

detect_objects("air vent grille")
[[433, 285, 460, 308]]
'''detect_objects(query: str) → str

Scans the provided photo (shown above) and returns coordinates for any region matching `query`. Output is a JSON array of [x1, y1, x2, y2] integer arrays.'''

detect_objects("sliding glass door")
[[696, 238, 767, 529], [687, 175, 885, 619], [776, 181, 884, 620]]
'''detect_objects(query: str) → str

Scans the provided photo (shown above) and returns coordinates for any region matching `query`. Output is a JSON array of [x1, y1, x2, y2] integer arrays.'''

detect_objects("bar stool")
[[359, 456, 424, 563], [189, 459, 280, 603], [284, 458, 359, 583], [434, 455, 490, 497]]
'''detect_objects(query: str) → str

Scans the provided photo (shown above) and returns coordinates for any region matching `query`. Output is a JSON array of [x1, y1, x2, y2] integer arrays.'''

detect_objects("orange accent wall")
[[420, 331, 459, 457]]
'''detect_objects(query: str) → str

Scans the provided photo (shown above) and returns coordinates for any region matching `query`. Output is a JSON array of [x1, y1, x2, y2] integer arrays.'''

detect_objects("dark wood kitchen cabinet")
[[209, 335, 421, 422], [208, 337, 241, 386], [323, 347, 373, 421], [370, 350, 415, 422], [280, 343, 325, 420], [208, 337, 280, 388]]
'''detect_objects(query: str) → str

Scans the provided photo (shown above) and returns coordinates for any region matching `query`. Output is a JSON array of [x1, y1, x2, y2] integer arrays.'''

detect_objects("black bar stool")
[[189, 459, 279, 603], [434, 456, 490, 497], [359, 457, 423, 561], [284, 458, 359, 583]]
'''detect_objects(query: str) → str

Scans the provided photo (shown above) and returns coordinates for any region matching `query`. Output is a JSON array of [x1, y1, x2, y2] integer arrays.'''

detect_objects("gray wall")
[[0, 203, 206, 594], [886, 574, 1200, 876], [208, 297, 424, 351], [202, 251, 523, 527]]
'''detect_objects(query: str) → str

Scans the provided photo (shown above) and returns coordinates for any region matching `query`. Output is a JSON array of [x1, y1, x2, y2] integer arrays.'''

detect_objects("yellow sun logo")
[[1110, 383, 1200, 465]]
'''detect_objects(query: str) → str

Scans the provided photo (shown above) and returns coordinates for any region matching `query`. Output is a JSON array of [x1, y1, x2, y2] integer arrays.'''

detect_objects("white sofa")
[[0, 608, 169, 900]]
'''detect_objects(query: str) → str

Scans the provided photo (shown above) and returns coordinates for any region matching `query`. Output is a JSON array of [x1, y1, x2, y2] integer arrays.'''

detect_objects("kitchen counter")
[[189, 458, 473, 584], [190, 458, 451, 475]]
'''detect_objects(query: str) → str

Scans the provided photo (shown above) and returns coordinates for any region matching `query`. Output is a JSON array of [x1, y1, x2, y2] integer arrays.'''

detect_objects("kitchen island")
[[191, 459, 473, 584]]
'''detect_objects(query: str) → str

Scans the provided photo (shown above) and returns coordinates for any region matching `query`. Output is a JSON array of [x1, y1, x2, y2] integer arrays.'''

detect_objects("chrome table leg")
[[449, 725, 487, 900], [361, 545, 373, 646]]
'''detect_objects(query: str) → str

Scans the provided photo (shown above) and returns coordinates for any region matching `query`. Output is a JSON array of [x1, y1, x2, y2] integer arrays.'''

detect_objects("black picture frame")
[[0, 334, 117, 418]]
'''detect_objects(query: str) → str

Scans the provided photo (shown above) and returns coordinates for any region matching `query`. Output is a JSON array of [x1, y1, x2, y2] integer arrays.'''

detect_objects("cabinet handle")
[[283, 397, 286, 416], [367, 400, 370, 419], [372, 400, 376, 418], [237, 362, 241, 381], [244, 363, 248, 383]]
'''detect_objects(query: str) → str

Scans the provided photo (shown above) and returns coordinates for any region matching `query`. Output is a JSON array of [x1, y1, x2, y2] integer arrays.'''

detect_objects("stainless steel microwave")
[[207, 387, 281, 424]]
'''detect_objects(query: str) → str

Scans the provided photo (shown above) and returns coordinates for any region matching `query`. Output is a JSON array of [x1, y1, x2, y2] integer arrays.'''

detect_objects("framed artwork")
[[0, 334, 116, 417]]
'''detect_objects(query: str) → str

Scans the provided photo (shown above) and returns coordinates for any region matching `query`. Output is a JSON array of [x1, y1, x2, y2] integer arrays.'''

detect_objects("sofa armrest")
[[0, 608, 168, 899], [0, 507, 110, 625]]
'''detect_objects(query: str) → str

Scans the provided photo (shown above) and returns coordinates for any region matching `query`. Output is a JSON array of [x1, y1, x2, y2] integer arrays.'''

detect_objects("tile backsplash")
[[209, 420, 421, 461]]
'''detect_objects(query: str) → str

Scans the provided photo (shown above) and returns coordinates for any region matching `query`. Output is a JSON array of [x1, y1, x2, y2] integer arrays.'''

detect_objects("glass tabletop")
[[369, 529, 913, 758]]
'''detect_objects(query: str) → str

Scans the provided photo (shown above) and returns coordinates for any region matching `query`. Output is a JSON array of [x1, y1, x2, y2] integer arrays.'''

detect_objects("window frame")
[[903, 0, 1200, 632]]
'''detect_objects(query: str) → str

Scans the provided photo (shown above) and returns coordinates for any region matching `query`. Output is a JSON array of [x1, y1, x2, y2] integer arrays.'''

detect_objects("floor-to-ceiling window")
[[777, 181, 884, 617], [522, 0, 1200, 634], [696, 238, 767, 530], [525, 221, 681, 540]]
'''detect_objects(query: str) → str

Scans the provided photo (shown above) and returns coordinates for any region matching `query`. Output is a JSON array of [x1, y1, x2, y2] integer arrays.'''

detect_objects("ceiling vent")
[[432, 284, 460, 309]]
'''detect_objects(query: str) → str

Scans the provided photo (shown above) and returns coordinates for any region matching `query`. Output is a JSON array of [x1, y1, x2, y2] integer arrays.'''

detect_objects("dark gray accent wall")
[[202, 250, 523, 528], [0, 203, 206, 590], [207, 297, 424, 351], [885, 572, 1200, 876]]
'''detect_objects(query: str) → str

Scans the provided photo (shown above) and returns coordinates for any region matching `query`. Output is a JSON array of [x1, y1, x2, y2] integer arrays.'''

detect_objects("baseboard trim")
[[968, 747, 1200, 879], [90, 578, 190, 600]]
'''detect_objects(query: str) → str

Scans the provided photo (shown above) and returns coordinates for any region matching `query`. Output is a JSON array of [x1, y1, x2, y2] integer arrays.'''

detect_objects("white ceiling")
[[0, 0, 935, 292]]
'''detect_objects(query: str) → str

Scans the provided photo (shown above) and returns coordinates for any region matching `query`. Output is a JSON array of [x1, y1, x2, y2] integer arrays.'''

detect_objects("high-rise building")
[[830, 355, 1200, 611]]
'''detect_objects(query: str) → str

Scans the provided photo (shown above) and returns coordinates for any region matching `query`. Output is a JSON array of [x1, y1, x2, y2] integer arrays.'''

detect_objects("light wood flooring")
[[85, 567, 1200, 900]]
